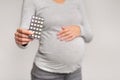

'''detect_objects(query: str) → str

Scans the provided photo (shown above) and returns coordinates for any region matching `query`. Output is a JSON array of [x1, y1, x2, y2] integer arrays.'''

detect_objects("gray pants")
[[31, 63, 82, 80]]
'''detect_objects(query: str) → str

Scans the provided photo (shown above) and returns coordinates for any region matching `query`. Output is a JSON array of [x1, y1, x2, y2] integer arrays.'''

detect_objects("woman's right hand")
[[14, 28, 33, 46]]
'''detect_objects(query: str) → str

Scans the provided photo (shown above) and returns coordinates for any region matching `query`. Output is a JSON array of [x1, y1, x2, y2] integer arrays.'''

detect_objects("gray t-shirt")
[[20, 0, 93, 73]]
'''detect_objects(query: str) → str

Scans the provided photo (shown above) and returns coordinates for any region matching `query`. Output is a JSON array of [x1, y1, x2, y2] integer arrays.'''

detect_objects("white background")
[[0, 0, 120, 80]]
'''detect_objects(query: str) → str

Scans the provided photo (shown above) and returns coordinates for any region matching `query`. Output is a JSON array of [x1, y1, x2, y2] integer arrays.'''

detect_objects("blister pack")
[[29, 15, 44, 39]]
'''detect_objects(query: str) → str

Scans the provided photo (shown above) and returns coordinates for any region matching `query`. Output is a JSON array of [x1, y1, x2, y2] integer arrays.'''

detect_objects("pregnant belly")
[[39, 32, 85, 65]]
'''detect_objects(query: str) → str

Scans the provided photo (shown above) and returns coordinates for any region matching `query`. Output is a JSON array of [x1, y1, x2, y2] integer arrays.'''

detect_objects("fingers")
[[15, 40, 29, 45], [57, 26, 80, 42], [14, 28, 33, 45], [57, 29, 75, 41], [58, 31, 72, 40], [17, 28, 33, 35], [15, 32, 28, 38], [57, 27, 69, 36], [58, 32, 76, 41], [15, 36, 32, 42], [64, 35, 76, 41]]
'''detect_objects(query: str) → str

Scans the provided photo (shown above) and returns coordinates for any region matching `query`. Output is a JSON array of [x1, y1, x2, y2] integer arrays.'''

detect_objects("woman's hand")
[[57, 25, 81, 41], [14, 28, 33, 45]]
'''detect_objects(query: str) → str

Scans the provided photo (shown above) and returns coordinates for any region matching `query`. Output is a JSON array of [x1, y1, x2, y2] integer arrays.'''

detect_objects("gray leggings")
[[31, 63, 82, 80]]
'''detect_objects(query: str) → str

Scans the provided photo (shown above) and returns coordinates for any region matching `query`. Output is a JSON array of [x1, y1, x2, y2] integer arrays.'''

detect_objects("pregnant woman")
[[14, 0, 93, 80]]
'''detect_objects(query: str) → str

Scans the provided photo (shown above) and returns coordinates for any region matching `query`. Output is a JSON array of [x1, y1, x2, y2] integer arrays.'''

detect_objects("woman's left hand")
[[57, 25, 81, 41]]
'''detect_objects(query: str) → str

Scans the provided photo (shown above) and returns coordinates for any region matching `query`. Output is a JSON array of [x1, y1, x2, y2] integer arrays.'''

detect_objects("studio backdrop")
[[0, 0, 120, 80]]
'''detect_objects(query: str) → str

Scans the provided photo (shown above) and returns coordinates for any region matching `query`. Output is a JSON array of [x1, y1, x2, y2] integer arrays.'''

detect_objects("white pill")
[[35, 35, 37, 38], [30, 27, 33, 29], [34, 24, 37, 26], [37, 36, 40, 38], [35, 20, 37, 23], [32, 31, 35, 33], [36, 28, 39, 30], [35, 17, 38, 19], [38, 21, 40, 23], [41, 18, 44, 20], [32, 20, 34, 22], [32, 35, 34, 37], [31, 23, 34, 25], [32, 16, 35, 18], [35, 32, 38, 34], [41, 22, 44, 24], [40, 25, 43, 28], [39, 29, 42, 31], [33, 27, 36, 30], [37, 25, 40, 27], [38, 17, 41, 20], [38, 32, 41, 34]]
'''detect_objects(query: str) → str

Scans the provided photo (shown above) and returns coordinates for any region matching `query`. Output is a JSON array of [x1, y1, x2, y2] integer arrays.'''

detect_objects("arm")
[[77, 0, 93, 43], [20, 0, 36, 29], [17, 0, 36, 48]]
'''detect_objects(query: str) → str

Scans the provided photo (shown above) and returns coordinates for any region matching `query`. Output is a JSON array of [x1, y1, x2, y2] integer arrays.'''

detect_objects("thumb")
[[62, 26, 66, 30]]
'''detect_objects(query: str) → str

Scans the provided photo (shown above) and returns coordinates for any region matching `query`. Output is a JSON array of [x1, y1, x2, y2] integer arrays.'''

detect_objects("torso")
[[34, 0, 85, 72]]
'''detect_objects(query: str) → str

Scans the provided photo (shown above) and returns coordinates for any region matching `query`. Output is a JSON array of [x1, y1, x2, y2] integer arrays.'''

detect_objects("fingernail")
[[60, 39, 63, 41], [58, 36, 61, 39], [60, 38, 64, 41], [29, 31, 33, 34], [57, 33, 59, 35], [57, 37, 60, 39]]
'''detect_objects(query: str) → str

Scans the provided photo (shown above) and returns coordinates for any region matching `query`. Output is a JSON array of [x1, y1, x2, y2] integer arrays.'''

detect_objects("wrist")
[[22, 44, 28, 46]]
